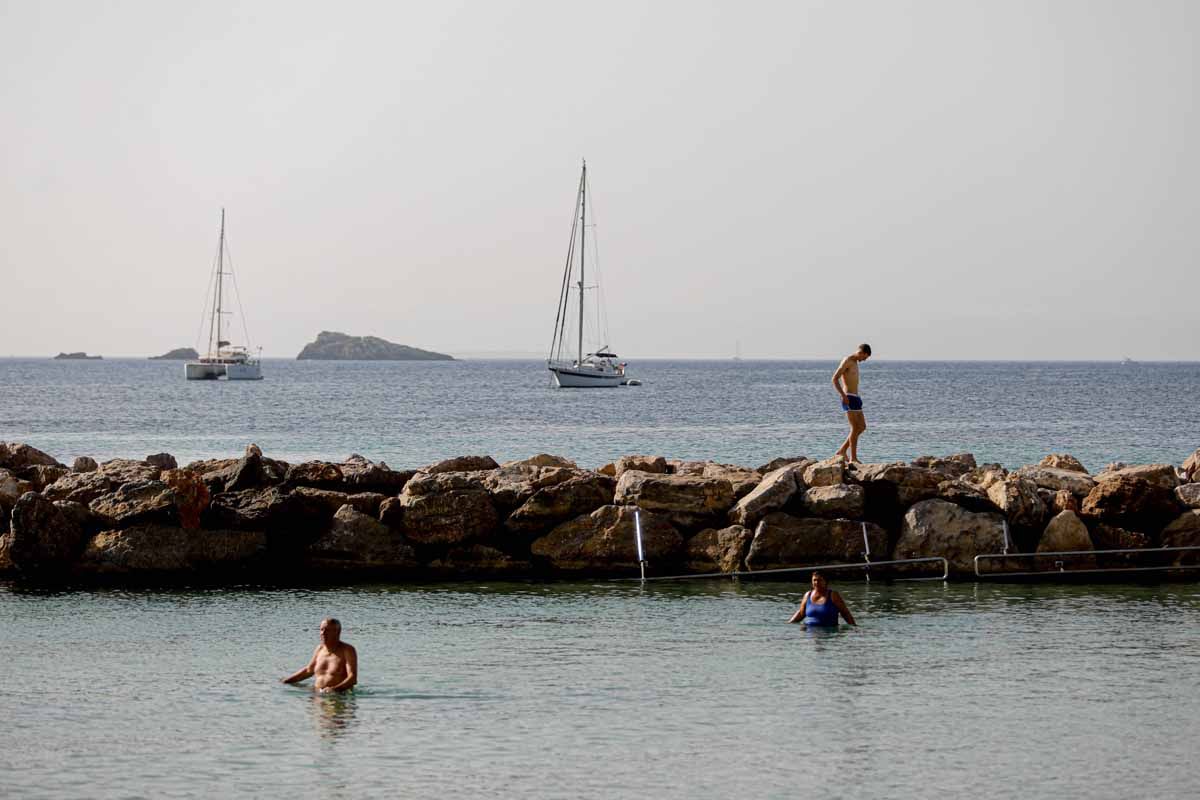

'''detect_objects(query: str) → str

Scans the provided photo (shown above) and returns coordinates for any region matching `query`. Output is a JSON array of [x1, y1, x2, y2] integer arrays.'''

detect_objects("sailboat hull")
[[549, 366, 624, 388], [185, 361, 263, 381]]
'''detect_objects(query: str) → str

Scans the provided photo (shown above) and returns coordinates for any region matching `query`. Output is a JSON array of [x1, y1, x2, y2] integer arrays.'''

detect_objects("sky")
[[1, 0, 1197, 360]]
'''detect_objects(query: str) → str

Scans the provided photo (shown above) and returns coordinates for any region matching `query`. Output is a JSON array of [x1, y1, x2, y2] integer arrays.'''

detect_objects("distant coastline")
[[149, 348, 200, 360], [297, 331, 454, 361], [53, 352, 101, 360]]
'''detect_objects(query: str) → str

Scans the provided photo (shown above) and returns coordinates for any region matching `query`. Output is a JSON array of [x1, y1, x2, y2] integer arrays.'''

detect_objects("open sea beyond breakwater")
[[1, 358, 1198, 470], [2, 580, 1199, 798]]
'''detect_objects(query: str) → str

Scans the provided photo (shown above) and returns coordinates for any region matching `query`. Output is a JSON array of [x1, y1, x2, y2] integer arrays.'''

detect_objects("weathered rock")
[[426, 544, 531, 576], [962, 466, 1008, 491], [98, 458, 161, 485], [1160, 511, 1200, 564], [1, 469, 33, 510], [378, 497, 404, 529], [398, 485, 498, 546], [71, 456, 98, 473], [340, 459, 414, 495], [224, 452, 265, 493], [1088, 522, 1151, 551], [1175, 483, 1200, 509], [161, 469, 210, 530], [1184, 449, 1200, 483], [345, 492, 387, 516], [1095, 464, 1180, 492], [1100, 462, 1130, 474], [0, 442, 62, 470], [613, 471, 734, 529], [402, 471, 489, 496], [506, 454, 577, 470], [684, 525, 753, 573], [505, 474, 615, 536], [1039, 454, 1089, 473], [206, 487, 295, 532], [44, 470, 112, 506], [145, 453, 178, 471], [728, 464, 802, 527], [1014, 466, 1096, 497], [912, 453, 977, 480], [614, 455, 668, 477], [185, 458, 241, 492], [852, 462, 943, 510], [90, 481, 178, 527], [936, 479, 998, 514], [669, 460, 707, 476], [285, 461, 345, 489], [1042, 488, 1080, 516], [894, 499, 1007, 576], [597, 462, 617, 477], [745, 514, 886, 571], [483, 465, 576, 511], [803, 458, 845, 488], [0, 493, 88, 572], [1080, 475, 1180, 532], [20, 465, 70, 491], [1038, 511, 1093, 553], [801, 484, 865, 519], [80, 525, 266, 573], [245, 443, 263, 458], [986, 476, 1046, 529], [306, 505, 418, 568], [423, 455, 499, 474], [290, 487, 380, 520], [530, 505, 680, 572], [701, 463, 761, 499], [757, 456, 810, 474]]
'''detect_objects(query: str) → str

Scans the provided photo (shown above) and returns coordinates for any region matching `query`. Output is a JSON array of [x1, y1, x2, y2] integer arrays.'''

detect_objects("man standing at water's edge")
[[282, 618, 358, 693], [832, 343, 871, 463]]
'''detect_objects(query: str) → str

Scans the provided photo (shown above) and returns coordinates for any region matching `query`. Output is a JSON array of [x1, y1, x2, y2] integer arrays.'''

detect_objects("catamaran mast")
[[578, 161, 586, 368], [215, 208, 225, 357]]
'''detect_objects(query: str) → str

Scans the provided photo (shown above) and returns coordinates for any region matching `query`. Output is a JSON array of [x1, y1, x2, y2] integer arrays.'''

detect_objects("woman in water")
[[788, 571, 856, 627]]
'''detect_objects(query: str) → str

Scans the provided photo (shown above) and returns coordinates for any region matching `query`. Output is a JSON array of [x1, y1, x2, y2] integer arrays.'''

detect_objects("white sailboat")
[[548, 161, 629, 388], [185, 209, 263, 381]]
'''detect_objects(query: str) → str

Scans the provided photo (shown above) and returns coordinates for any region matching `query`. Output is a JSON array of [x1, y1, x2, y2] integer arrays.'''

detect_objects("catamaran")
[[547, 161, 630, 388], [185, 209, 263, 380]]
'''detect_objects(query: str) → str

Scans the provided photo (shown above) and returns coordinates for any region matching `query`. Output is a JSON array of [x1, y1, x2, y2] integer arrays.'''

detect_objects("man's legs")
[[847, 411, 866, 462]]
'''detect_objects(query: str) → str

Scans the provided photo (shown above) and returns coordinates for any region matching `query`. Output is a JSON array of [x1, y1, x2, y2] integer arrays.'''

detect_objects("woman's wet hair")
[[811, 571, 827, 583]]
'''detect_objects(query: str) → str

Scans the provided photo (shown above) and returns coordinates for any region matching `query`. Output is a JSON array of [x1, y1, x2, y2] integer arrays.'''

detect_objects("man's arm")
[[831, 357, 851, 402], [322, 645, 358, 693], [281, 647, 320, 684]]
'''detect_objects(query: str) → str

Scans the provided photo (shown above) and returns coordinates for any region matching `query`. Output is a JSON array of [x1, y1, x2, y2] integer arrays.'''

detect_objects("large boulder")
[[402, 471, 489, 496], [1080, 476, 1180, 533], [1088, 522, 1152, 551], [41, 471, 115, 505], [1039, 454, 1089, 473], [97, 458, 161, 484], [986, 476, 1046, 529], [727, 464, 803, 527], [912, 453, 977, 480], [801, 484, 865, 519], [1160, 511, 1200, 564], [684, 525, 753, 573], [614, 455, 668, 477], [1037, 511, 1093, 553], [397, 483, 498, 546], [0, 442, 62, 470], [205, 487, 297, 532], [90, 481, 178, 527], [80, 525, 266, 574], [423, 455, 499, 475], [701, 463, 761, 499], [72, 456, 99, 473], [757, 456, 810, 474], [306, 505, 418, 569], [340, 457, 414, 495], [1175, 484, 1200, 509], [483, 464, 577, 511], [803, 458, 845, 488], [285, 461, 345, 489], [745, 514, 886, 571], [613, 471, 735, 529], [1015, 466, 1096, 497], [1184, 449, 1200, 483], [936, 479, 998, 514], [1, 469, 34, 511], [506, 454, 577, 470], [426, 544, 531, 577], [530, 505, 680, 572], [851, 462, 943, 514], [145, 453, 178, 471], [1095, 464, 1180, 492], [20, 465, 70, 491], [161, 469, 210, 530], [0, 493, 88, 572], [894, 499, 1007, 576], [505, 474, 615, 537]]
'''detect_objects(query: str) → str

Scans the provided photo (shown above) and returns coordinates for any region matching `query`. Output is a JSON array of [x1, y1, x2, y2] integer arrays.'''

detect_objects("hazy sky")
[[2, 0, 1197, 359]]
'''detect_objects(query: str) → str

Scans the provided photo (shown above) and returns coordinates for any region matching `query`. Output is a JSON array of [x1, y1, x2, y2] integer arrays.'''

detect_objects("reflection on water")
[[307, 691, 358, 741]]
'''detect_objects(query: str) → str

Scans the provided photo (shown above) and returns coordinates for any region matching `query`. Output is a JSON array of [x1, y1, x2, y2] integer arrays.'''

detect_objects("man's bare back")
[[282, 618, 358, 693], [832, 343, 872, 463]]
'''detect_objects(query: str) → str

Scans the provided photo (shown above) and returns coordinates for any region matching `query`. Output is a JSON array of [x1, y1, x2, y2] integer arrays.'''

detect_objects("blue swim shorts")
[[841, 394, 863, 412]]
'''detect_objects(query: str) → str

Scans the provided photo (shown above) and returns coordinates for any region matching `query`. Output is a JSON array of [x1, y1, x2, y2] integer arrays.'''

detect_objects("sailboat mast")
[[215, 208, 225, 356], [578, 161, 586, 368]]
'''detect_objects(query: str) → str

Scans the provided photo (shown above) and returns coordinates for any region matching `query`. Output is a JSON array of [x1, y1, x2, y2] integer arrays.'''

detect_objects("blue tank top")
[[802, 592, 839, 627]]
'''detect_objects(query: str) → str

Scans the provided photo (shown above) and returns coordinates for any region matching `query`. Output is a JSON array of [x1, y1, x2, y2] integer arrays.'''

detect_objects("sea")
[[3, 358, 1200, 799]]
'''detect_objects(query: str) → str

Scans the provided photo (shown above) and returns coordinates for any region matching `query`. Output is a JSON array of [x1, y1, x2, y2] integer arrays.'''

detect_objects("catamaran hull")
[[549, 366, 624, 388], [185, 362, 263, 381]]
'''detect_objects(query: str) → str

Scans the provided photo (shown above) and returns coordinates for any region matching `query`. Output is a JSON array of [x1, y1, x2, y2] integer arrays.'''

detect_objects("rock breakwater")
[[2, 442, 1199, 581]]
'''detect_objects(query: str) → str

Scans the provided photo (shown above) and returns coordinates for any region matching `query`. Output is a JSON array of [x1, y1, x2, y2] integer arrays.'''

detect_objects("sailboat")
[[185, 209, 263, 380], [547, 161, 629, 388]]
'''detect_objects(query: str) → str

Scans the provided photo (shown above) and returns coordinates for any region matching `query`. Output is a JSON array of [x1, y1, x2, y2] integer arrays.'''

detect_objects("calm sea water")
[[1, 358, 1198, 470], [2, 580, 1198, 799]]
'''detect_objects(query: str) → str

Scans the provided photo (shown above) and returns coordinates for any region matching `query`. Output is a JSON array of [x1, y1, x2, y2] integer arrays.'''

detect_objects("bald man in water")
[[832, 343, 872, 463], [282, 617, 358, 693]]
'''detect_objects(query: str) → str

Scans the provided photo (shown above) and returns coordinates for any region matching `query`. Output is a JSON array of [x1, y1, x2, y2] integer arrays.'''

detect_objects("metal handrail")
[[974, 546, 1200, 578], [627, 556, 950, 583]]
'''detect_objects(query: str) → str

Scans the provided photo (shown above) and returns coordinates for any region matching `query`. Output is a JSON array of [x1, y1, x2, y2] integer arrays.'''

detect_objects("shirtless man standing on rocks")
[[282, 618, 358, 693], [832, 343, 871, 463]]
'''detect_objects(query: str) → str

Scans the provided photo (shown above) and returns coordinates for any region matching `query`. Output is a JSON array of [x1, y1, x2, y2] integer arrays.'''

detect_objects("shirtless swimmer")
[[832, 343, 871, 463], [282, 617, 358, 693]]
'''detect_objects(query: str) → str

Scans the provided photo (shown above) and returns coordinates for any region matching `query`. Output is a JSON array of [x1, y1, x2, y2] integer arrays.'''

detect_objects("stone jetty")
[[2, 441, 1198, 581]]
